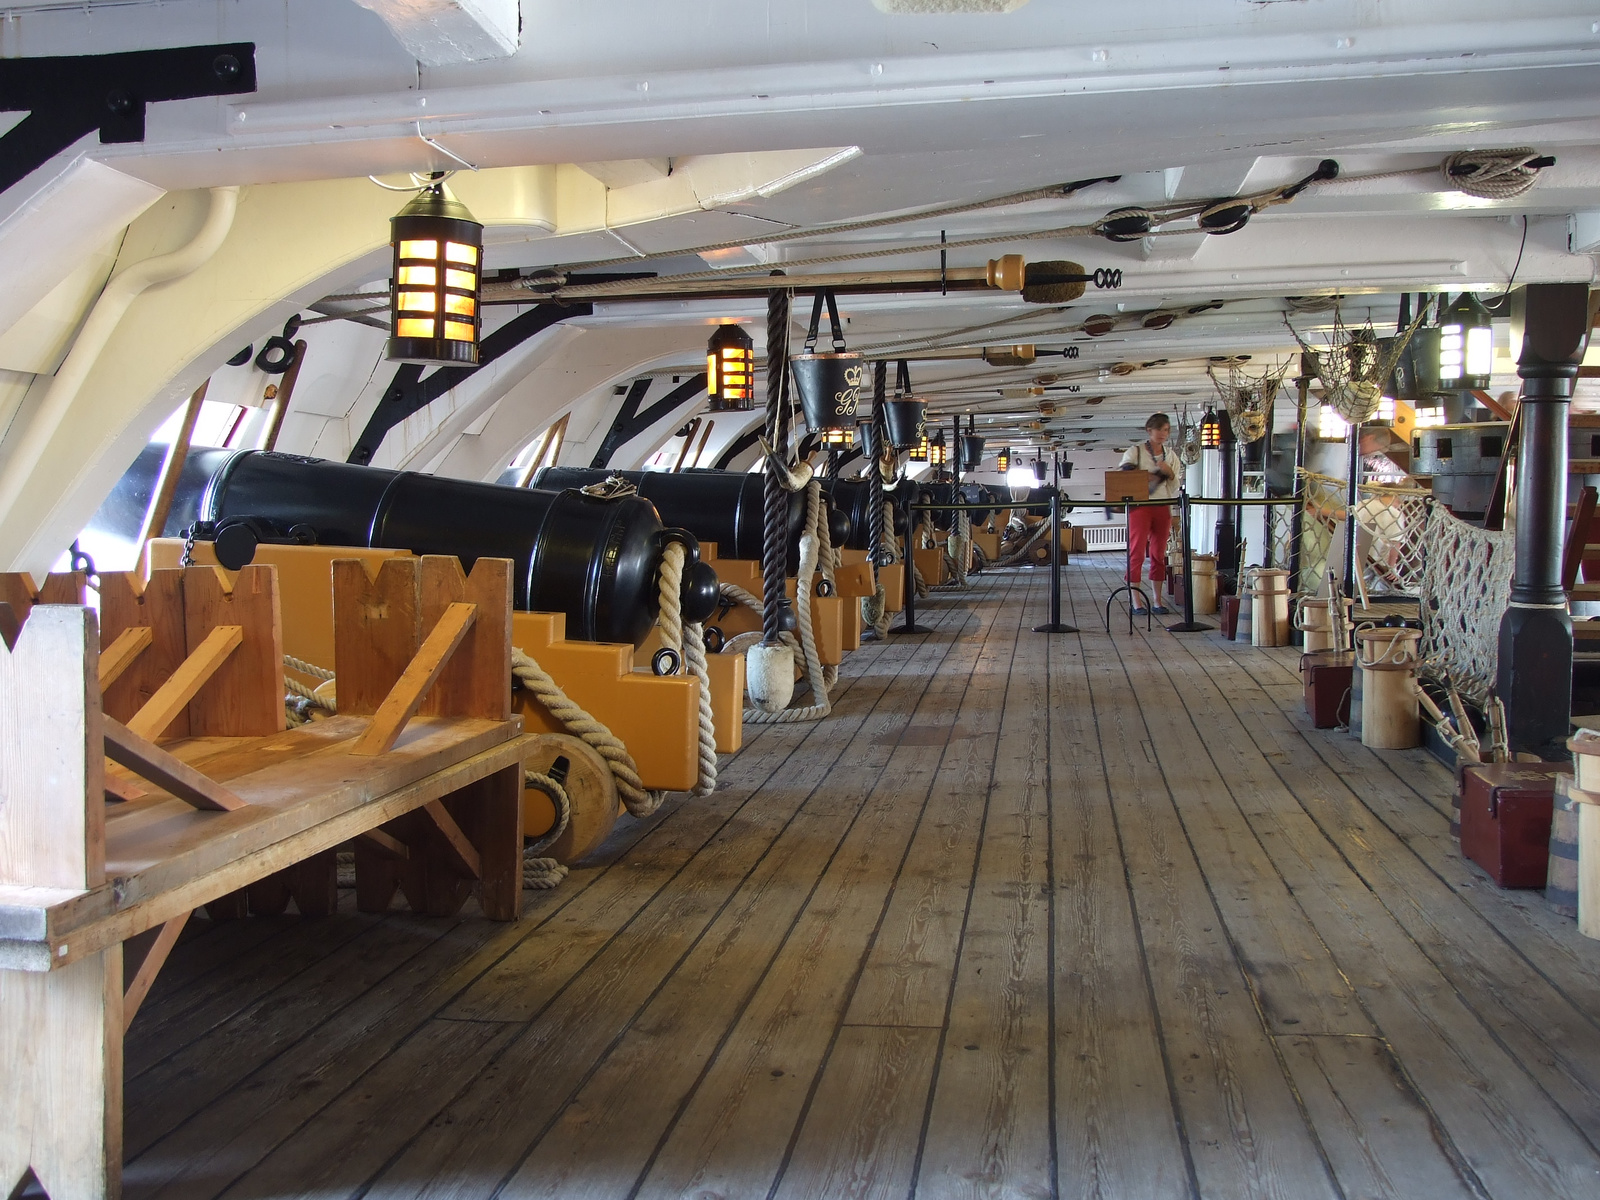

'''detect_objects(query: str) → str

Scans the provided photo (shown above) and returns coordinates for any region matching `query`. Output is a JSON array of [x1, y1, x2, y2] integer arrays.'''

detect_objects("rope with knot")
[[719, 478, 838, 722], [1441, 148, 1549, 200]]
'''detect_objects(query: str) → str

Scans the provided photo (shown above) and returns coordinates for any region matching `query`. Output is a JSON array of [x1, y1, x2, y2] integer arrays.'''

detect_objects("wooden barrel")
[[1236, 590, 1253, 643], [1190, 554, 1218, 614], [1296, 597, 1354, 654], [1251, 569, 1291, 648], [1548, 774, 1581, 918]]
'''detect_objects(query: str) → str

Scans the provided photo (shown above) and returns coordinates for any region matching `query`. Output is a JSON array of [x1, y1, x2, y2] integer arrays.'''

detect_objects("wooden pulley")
[[520, 731, 621, 864]]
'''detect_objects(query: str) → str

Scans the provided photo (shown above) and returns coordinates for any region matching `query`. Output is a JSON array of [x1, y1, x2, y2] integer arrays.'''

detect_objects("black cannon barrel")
[[915, 481, 997, 531], [533, 467, 821, 567], [149, 449, 717, 647], [821, 476, 915, 550]]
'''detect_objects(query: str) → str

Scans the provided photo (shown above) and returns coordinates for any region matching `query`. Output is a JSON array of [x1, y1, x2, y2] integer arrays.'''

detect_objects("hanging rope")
[[717, 478, 838, 722], [762, 286, 791, 647], [654, 540, 719, 798]]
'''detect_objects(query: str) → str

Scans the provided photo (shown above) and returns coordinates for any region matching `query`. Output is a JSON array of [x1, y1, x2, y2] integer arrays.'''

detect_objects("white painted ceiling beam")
[[349, 0, 519, 66]]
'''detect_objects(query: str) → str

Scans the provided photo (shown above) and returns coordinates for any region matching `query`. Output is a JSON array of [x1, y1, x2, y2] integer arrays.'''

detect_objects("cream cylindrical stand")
[[1566, 741, 1600, 939], [1355, 626, 1422, 750], [1251, 569, 1291, 648], [1189, 554, 1218, 615], [1295, 597, 1354, 654]]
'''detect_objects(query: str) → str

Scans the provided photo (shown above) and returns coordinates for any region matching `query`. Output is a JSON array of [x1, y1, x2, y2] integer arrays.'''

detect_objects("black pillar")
[[1497, 283, 1591, 759], [1215, 414, 1240, 586], [1288, 355, 1312, 598]]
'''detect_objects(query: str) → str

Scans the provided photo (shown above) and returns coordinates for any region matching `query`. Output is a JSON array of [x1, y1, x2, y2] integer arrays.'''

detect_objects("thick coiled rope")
[[1441, 148, 1548, 200], [522, 772, 571, 889], [654, 540, 718, 798]]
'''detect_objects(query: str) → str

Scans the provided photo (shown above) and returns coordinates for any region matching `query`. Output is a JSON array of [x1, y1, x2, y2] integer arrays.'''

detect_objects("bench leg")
[[0, 949, 122, 1200], [451, 763, 523, 921]]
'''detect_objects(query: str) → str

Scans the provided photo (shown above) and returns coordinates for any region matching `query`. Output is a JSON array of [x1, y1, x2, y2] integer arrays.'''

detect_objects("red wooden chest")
[[1459, 763, 1571, 888], [1220, 595, 1240, 640], [1301, 651, 1354, 729]]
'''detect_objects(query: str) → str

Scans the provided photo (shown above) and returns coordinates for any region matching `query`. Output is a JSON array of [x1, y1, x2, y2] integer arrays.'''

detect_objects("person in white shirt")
[[1118, 413, 1184, 614]]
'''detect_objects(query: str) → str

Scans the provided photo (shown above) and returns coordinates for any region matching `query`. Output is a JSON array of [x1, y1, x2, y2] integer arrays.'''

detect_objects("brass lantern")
[[996, 447, 1011, 473], [819, 427, 854, 448], [908, 433, 930, 462], [707, 324, 755, 410], [387, 181, 483, 365], [1200, 407, 1223, 449], [928, 431, 949, 466]]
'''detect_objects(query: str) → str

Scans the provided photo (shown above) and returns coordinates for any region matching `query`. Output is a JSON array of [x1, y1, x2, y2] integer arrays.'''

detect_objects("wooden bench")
[[148, 538, 726, 782], [0, 556, 523, 1200]]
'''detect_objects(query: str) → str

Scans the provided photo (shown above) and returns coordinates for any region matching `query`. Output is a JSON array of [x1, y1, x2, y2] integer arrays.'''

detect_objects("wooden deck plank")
[[1046, 620, 1195, 1199], [124, 914, 457, 1159], [1279, 1035, 1478, 1200], [1073, 581, 1343, 1199], [627, 579, 1023, 1200], [844, 581, 1024, 1028], [1143, 613, 1600, 1199], [914, 573, 1055, 1199], [770, 1026, 942, 1200], [1228, 644, 1600, 1030]]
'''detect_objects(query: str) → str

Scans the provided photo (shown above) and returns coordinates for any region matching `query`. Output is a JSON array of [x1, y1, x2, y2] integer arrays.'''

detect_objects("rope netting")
[[1418, 504, 1515, 706], [1296, 471, 1430, 598]]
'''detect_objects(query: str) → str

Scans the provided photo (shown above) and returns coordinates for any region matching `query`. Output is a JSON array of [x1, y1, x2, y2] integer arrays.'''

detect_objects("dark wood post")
[[1498, 283, 1592, 758]]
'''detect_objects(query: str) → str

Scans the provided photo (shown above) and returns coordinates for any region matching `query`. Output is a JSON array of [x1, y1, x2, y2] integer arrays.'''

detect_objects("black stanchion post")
[[1168, 489, 1212, 633], [891, 499, 931, 634], [1033, 489, 1078, 634]]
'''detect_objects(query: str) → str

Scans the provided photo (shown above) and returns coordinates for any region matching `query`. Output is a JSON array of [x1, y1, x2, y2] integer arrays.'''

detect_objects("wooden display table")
[[0, 557, 523, 1200]]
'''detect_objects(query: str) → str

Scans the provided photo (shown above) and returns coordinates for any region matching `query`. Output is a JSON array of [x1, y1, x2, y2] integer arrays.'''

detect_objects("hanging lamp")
[[387, 179, 483, 365], [1438, 292, 1494, 391], [1200, 407, 1223, 449], [996, 447, 1012, 473], [706, 323, 755, 410], [927, 430, 949, 466]]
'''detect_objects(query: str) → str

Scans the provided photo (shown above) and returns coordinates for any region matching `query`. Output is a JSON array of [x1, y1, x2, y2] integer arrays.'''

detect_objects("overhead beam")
[[589, 374, 709, 469], [350, 0, 519, 66], [347, 303, 587, 466], [0, 44, 256, 196]]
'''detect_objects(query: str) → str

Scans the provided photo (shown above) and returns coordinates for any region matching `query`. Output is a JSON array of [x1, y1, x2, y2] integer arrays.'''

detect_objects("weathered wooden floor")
[[123, 559, 1600, 1200]]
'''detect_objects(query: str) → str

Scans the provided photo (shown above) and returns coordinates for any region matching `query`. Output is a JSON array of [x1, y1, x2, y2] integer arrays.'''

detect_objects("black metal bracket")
[[589, 373, 708, 468], [0, 44, 257, 195], [348, 302, 586, 466]]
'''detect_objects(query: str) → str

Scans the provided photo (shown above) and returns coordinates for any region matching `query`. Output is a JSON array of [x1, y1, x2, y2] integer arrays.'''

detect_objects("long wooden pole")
[[136, 379, 208, 568], [258, 340, 307, 452]]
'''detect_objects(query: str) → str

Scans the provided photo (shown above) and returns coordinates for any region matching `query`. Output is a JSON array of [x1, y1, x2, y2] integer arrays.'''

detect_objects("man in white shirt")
[[1118, 413, 1184, 614]]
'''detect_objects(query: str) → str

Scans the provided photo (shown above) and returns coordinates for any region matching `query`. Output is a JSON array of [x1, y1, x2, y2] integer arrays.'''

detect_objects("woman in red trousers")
[[1118, 413, 1184, 615]]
